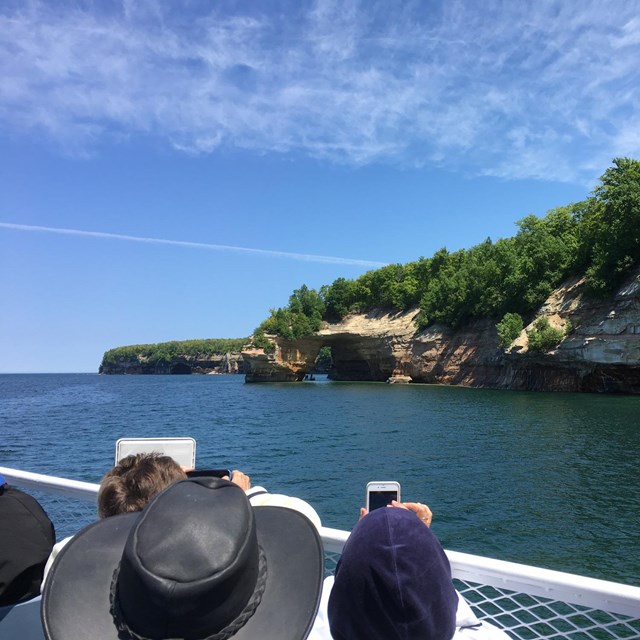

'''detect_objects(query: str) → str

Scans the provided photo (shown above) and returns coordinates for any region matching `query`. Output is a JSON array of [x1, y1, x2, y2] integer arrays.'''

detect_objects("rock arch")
[[242, 310, 421, 383]]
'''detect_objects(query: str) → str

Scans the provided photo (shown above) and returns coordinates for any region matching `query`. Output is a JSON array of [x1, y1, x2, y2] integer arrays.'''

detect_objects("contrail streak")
[[0, 222, 387, 267]]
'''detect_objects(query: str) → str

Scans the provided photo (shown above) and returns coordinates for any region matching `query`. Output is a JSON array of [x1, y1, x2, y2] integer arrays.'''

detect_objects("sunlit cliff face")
[[242, 271, 640, 394]]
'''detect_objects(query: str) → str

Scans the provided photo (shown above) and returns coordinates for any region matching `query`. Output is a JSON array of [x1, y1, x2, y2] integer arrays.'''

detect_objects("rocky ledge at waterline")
[[99, 352, 245, 375], [242, 271, 640, 393]]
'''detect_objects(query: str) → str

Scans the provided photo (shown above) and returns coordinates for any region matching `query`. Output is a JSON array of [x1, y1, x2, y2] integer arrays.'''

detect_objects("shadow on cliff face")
[[170, 363, 192, 374]]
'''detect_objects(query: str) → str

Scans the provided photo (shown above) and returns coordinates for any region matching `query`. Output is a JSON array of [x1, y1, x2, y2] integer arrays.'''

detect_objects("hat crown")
[[117, 478, 260, 639], [133, 479, 254, 580], [329, 508, 458, 640]]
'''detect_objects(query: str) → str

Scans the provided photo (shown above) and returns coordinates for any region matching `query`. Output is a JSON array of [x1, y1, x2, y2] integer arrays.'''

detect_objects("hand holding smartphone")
[[366, 481, 401, 512]]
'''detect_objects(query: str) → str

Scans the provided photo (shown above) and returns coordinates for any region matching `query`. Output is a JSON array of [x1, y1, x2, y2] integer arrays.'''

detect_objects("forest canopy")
[[101, 338, 248, 367], [255, 158, 640, 340]]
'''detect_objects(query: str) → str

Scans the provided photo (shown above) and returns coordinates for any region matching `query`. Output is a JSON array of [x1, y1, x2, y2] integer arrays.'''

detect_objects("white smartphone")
[[366, 481, 401, 512], [115, 437, 196, 469]]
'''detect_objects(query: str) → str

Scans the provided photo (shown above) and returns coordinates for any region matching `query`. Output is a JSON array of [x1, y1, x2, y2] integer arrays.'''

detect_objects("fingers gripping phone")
[[366, 481, 401, 512]]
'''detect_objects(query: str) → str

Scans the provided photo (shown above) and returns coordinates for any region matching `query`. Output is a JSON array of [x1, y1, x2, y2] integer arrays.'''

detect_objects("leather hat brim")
[[42, 506, 323, 640]]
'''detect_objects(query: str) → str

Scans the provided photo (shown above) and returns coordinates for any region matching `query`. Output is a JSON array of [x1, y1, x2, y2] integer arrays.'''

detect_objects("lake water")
[[1, 373, 639, 586]]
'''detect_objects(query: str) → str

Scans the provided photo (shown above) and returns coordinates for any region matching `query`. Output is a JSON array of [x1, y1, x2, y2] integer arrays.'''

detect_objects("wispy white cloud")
[[0, 0, 638, 184], [0, 222, 387, 267]]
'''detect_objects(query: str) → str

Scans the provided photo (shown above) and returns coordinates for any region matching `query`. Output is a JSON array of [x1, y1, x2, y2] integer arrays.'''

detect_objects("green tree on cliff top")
[[257, 285, 325, 340], [254, 158, 640, 340], [578, 158, 640, 295]]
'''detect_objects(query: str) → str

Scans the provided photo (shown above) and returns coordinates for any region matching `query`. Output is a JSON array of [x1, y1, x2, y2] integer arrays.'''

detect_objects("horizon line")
[[0, 222, 388, 268]]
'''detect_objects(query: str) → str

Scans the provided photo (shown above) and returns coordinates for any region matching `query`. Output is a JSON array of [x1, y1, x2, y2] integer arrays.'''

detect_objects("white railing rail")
[[0, 467, 99, 502], [3, 467, 640, 640]]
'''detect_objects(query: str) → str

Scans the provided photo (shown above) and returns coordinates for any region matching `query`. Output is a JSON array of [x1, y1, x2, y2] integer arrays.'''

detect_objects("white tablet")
[[115, 437, 196, 469]]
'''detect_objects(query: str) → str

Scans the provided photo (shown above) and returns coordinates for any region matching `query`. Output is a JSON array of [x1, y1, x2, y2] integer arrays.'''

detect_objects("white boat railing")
[[2, 466, 640, 640]]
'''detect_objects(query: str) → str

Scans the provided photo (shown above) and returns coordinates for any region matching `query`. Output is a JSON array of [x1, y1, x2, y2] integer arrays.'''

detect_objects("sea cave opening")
[[170, 363, 192, 375]]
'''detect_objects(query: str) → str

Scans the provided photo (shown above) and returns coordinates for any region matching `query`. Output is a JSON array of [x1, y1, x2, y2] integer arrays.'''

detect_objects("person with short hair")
[[0, 474, 55, 606], [42, 477, 324, 640], [96, 453, 322, 528], [44, 452, 323, 586], [97, 452, 187, 518]]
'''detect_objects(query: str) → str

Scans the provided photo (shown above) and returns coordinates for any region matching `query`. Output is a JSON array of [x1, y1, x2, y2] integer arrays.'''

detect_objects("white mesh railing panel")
[[455, 581, 640, 640]]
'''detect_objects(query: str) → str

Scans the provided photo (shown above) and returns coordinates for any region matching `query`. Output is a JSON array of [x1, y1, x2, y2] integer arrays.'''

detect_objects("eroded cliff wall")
[[99, 352, 244, 375], [242, 271, 640, 393]]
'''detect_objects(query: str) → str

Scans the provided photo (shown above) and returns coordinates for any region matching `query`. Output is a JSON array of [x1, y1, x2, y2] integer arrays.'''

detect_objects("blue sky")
[[1, 0, 639, 373]]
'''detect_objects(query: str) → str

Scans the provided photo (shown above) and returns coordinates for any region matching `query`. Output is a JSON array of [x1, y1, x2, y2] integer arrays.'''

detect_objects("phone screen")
[[368, 489, 399, 511], [186, 469, 231, 479]]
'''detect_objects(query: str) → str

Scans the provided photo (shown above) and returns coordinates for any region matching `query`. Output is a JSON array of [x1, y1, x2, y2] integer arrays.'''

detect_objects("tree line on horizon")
[[253, 158, 640, 348], [101, 338, 248, 368]]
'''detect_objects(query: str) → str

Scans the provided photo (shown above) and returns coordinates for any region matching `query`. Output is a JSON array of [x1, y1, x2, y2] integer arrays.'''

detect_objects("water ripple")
[[1, 373, 639, 585]]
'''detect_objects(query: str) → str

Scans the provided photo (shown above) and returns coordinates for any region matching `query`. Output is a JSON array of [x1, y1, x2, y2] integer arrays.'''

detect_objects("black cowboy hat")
[[41, 477, 324, 640]]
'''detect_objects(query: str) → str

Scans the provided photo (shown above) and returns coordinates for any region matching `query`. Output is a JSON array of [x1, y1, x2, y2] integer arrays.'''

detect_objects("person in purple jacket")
[[310, 505, 511, 640]]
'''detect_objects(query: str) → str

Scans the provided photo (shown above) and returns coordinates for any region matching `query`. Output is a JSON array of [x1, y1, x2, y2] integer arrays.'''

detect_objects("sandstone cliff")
[[99, 352, 245, 375], [242, 270, 640, 393]]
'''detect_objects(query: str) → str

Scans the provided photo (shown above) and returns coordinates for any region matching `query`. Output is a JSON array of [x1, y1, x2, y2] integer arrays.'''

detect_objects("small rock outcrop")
[[242, 270, 640, 393]]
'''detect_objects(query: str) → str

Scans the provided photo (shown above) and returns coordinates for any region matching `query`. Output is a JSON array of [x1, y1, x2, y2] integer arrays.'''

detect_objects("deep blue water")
[[1, 373, 639, 586]]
